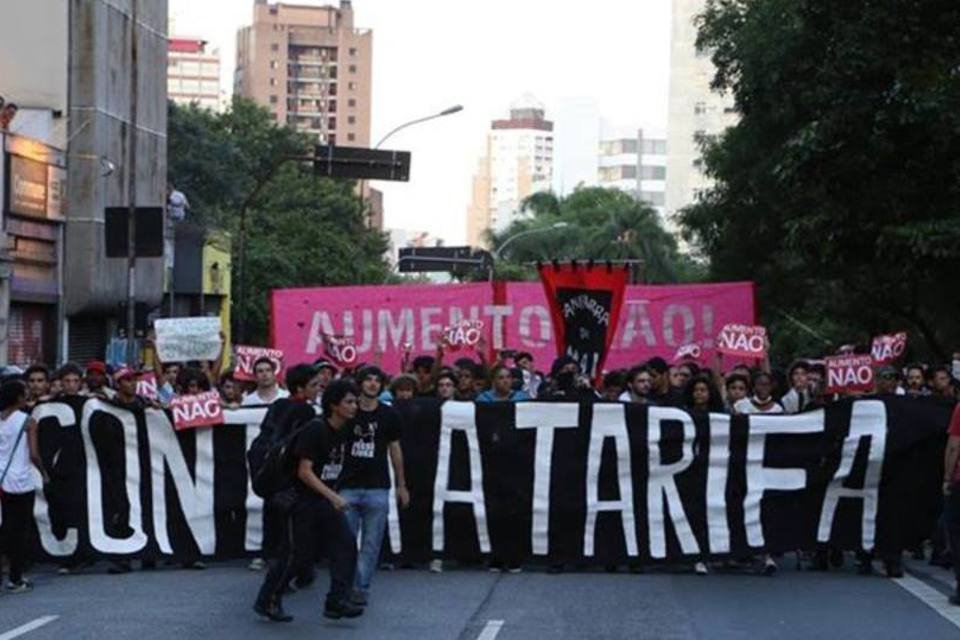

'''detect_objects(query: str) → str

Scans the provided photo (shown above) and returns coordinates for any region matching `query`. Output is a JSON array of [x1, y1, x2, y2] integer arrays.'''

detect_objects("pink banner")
[[271, 281, 756, 373], [271, 283, 494, 372]]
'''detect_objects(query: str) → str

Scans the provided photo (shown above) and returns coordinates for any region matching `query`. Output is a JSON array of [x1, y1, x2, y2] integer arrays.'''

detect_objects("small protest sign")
[[825, 355, 875, 394], [169, 391, 225, 431], [716, 324, 767, 358], [234, 345, 284, 382], [323, 334, 357, 367], [870, 332, 907, 366], [136, 372, 158, 401], [442, 320, 484, 351]]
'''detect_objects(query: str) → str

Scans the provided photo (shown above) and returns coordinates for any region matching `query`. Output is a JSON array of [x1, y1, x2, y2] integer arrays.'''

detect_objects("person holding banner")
[[24, 365, 51, 409], [733, 372, 784, 415], [242, 358, 289, 406], [618, 366, 653, 403], [943, 404, 960, 605], [0, 380, 49, 593], [780, 361, 811, 414], [218, 373, 243, 409], [476, 366, 530, 402]]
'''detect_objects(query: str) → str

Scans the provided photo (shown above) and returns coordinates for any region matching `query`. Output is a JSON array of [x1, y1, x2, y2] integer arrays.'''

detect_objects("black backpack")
[[249, 422, 308, 499]]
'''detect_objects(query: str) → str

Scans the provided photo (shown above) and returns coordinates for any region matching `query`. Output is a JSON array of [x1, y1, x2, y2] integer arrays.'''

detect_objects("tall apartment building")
[[598, 127, 668, 218], [235, 0, 372, 148], [167, 37, 222, 111], [466, 96, 554, 247], [665, 0, 738, 229]]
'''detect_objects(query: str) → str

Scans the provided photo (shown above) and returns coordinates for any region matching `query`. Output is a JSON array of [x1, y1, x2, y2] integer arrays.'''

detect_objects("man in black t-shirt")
[[288, 379, 363, 619], [340, 367, 409, 606], [254, 366, 355, 623]]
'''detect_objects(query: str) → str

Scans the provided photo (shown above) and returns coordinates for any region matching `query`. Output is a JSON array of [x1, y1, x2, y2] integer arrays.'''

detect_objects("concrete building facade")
[[1, 0, 168, 365], [235, 0, 372, 148], [665, 0, 737, 230], [598, 126, 668, 217], [168, 37, 222, 111], [466, 96, 554, 247]]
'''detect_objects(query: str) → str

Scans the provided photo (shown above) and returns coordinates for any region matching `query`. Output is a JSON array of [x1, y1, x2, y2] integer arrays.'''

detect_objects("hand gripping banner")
[[538, 262, 629, 380]]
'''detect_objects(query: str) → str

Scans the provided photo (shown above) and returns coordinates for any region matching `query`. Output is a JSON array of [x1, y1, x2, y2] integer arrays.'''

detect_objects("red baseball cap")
[[86, 360, 107, 374]]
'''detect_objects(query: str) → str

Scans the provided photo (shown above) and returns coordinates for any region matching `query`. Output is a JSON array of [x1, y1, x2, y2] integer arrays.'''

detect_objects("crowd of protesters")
[[0, 331, 959, 615]]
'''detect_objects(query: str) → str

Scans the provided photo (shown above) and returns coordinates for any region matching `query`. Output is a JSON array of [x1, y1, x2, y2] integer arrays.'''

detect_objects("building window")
[[328, 100, 337, 112], [269, 95, 278, 104], [349, 65, 357, 73], [621, 165, 638, 179], [348, 98, 356, 107], [348, 82, 357, 90], [271, 43, 279, 51], [270, 60, 279, 69], [347, 133, 356, 142], [640, 191, 666, 206], [348, 115, 356, 124], [694, 101, 707, 115], [328, 117, 336, 129], [270, 78, 277, 86], [641, 139, 667, 155], [328, 134, 336, 145], [349, 47, 357, 56], [640, 166, 667, 180]]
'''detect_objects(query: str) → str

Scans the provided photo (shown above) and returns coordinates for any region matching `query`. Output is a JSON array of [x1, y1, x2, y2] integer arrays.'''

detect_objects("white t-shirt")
[[733, 397, 784, 415], [241, 386, 290, 406], [0, 410, 34, 494], [618, 390, 648, 403]]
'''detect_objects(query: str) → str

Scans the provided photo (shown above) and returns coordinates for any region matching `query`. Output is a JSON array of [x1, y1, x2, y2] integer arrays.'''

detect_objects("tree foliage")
[[485, 187, 705, 283], [680, 0, 960, 362], [168, 98, 390, 342]]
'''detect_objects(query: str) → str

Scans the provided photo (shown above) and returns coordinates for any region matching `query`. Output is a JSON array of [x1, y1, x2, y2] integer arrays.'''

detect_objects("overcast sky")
[[169, 0, 672, 245]]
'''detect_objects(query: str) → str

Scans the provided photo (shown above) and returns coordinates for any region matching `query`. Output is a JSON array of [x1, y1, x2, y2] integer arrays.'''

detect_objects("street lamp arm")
[[374, 105, 463, 149], [493, 222, 569, 260]]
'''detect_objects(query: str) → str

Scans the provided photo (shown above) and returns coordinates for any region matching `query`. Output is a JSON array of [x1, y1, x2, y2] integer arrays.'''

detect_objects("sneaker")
[[57, 566, 71, 575], [323, 600, 364, 620], [253, 600, 293, 623], [428, 559, 443, 574], [182, 561, 206, 570], [694, 562, 709, 575], [507, 565, 522, 574], [349, 590, 368, 606], [487, 562, 503, 573], [248, 558, 265, 571], [762, 557, 778, 576], [6, 580, 32, 594]]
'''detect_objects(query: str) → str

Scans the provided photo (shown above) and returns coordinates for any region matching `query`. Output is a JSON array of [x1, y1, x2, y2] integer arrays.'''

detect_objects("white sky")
[[169, 0, 672, 245]]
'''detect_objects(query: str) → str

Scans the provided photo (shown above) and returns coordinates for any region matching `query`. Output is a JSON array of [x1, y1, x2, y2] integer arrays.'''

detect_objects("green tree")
[[680, 0, 960, 363], [168, 98, 389, 342], [486, 187, 705, 283]]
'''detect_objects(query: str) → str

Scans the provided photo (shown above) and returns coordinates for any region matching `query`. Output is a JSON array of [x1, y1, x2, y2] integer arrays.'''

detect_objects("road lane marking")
[[0, 616, 59, 640], [476, 619, 504, 640], [893, 575, 960, 630]]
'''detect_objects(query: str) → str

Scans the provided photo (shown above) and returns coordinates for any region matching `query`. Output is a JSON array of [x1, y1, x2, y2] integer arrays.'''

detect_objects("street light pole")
[[489, 222, 570, 281], [359, 105, 464, 223]]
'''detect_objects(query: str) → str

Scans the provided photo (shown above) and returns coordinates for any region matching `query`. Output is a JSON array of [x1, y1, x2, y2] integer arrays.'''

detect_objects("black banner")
[[22, 397, 951, 564]]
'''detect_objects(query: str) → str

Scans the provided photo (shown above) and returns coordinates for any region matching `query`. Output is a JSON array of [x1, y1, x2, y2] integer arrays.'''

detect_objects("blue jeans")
[[341, 488, 389, 595]]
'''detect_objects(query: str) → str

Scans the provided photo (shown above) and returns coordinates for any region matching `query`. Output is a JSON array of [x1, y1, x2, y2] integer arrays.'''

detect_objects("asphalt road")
[[2, 556, 959, 639]]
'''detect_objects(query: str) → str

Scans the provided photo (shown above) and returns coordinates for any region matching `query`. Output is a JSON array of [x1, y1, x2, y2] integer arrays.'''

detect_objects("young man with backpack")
[[251, 364, 322, 621], [252, 376, 362, 623]]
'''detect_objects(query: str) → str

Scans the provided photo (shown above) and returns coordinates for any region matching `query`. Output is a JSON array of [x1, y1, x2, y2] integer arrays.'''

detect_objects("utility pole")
[[125, 0, 139, 365]]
